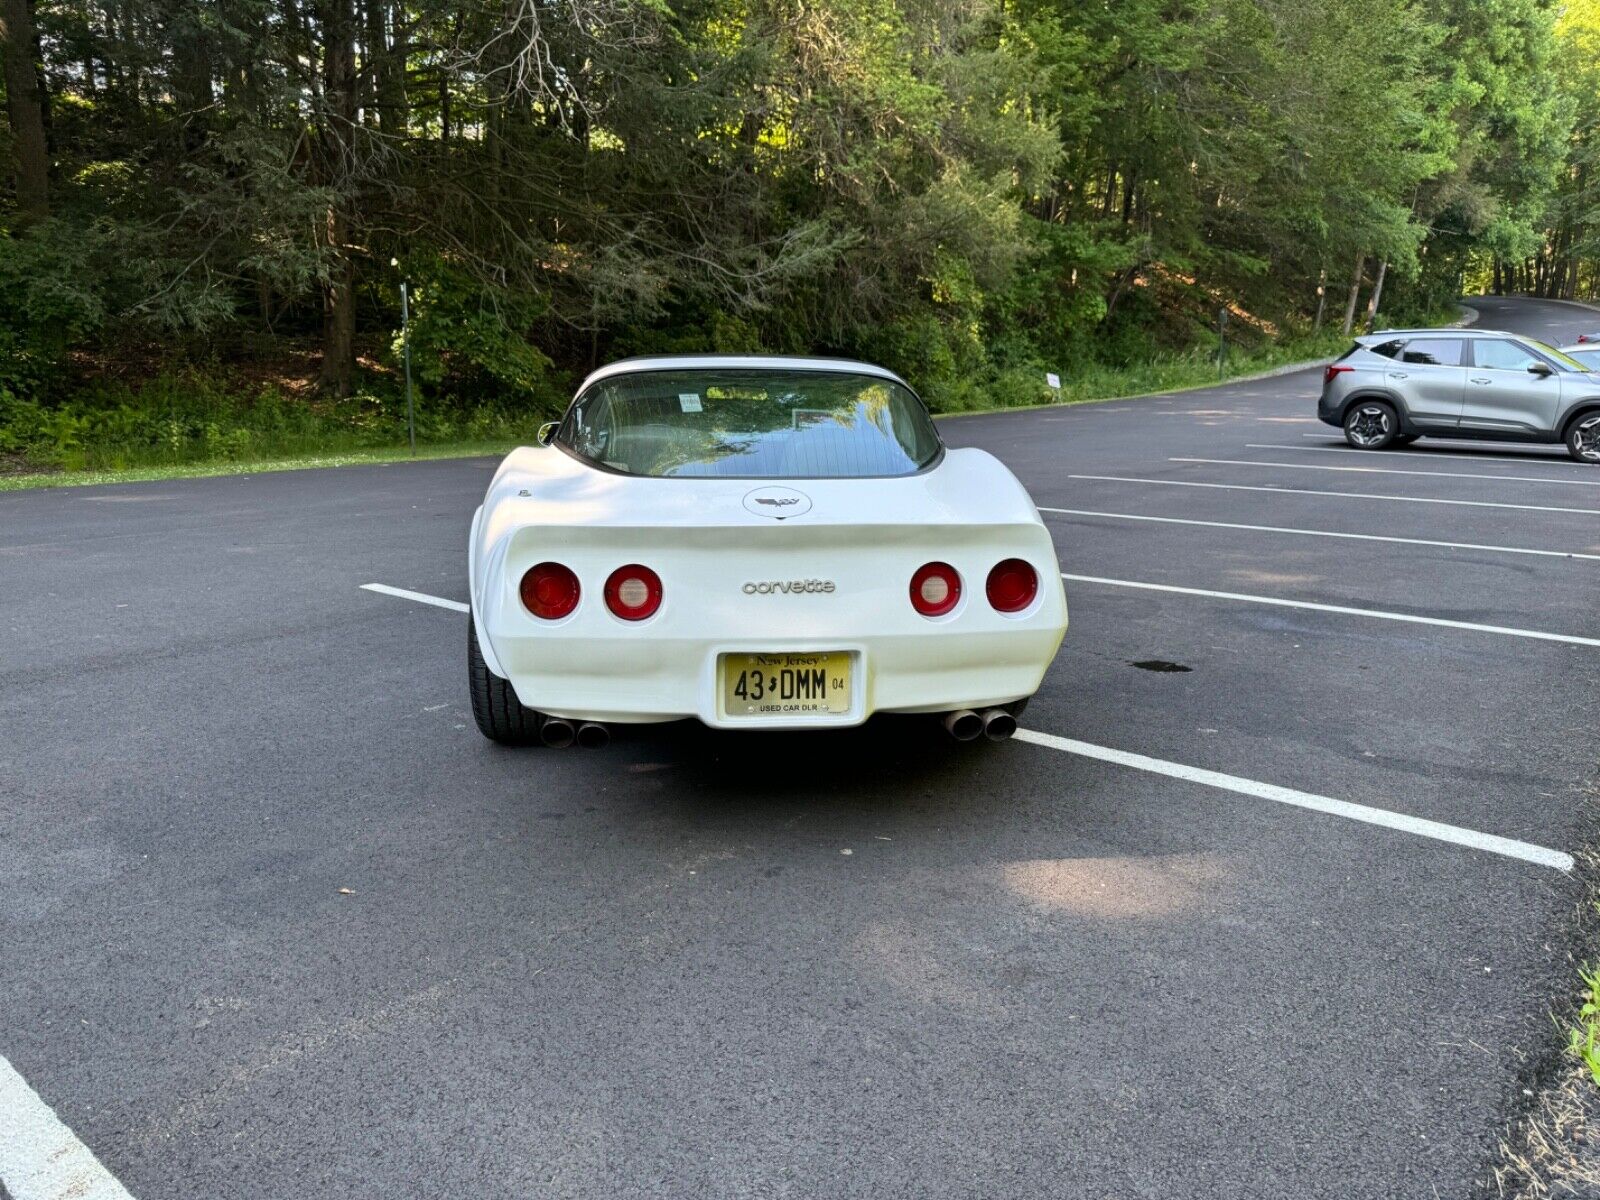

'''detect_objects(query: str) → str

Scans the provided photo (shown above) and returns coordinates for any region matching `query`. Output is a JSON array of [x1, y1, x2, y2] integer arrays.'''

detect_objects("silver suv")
[[1318, 329, 1600, 463]]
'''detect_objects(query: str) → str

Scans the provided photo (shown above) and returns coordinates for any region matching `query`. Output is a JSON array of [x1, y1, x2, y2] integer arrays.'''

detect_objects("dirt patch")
[[1486, 787, 1600, 1199], [0, 452, 51, 479]]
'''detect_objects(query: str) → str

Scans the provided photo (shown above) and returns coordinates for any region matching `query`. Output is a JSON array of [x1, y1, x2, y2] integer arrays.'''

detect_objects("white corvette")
[[467, 356, 1067, 747]]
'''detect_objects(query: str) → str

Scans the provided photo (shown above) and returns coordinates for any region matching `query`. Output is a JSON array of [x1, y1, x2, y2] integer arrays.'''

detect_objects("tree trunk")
[[320, 208, 356, 393], [171, 19, 214, 153], [1340, 251, 1365, 337], [366, 0, 405, 135], [1363, 260, 1388, 333], [1312, 267, 1327, 333], [440, 7, 461, 144], [0, 0, 50, 223], [315, 0, 359, 394]]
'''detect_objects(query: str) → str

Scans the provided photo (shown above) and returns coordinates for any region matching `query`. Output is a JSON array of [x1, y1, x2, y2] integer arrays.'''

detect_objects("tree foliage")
[[0, 0, 1592, 415]]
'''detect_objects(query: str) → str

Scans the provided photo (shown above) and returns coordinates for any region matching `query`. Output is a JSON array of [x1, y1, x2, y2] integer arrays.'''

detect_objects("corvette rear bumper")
[[491, 624, 1065, 728]]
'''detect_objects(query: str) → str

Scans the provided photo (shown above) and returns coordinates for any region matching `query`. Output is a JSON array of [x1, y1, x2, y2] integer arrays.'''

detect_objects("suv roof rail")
[[1362, 327, 1513, 338]]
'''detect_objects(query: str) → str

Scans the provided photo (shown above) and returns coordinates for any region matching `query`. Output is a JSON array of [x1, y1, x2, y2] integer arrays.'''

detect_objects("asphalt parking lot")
[[4, 294, 1599, 1199]]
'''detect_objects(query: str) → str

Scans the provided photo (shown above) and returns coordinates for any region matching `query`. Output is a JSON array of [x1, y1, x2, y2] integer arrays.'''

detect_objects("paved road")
[[3, 297, 1598, 1199]]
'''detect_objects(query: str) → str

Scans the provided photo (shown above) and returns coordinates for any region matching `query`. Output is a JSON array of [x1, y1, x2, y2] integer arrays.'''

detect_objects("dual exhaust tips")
[[541, 711, 1013, 748], [539, 717, 609, 749], [942, 708, 1017, 743]]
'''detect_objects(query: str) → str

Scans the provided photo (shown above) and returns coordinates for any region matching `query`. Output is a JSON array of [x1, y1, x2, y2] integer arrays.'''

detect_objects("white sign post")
[[1045, 371, 1061, 403]]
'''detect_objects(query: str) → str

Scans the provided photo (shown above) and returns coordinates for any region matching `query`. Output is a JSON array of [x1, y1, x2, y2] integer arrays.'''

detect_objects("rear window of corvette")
[[556, 369, 944, 479]]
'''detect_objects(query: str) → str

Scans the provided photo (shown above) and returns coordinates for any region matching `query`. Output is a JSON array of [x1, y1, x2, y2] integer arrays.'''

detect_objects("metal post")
[[400, 282, 415, 456], [1217, 307, 1228, 379]]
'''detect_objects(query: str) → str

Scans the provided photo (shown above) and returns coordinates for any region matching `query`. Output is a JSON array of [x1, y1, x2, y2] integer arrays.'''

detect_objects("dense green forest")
[[1, 0, 1598, 470]]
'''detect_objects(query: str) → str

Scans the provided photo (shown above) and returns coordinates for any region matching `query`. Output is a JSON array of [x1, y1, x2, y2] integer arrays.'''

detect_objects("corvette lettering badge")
[[742, 579, 837, 595]]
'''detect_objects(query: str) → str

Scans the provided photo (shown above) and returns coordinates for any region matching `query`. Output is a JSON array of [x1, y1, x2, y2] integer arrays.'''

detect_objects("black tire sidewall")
[[467, 612, 544, 746], [1568, 415, 1600, 464], [1344, 400, 1399, 450]]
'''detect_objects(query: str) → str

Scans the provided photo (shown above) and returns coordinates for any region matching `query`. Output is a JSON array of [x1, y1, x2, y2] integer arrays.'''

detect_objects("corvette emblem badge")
[[742, 486, 813, 520]]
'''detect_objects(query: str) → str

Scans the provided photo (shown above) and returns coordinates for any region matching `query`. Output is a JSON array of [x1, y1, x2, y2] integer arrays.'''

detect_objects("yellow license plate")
[[721, 652, 852, 718]]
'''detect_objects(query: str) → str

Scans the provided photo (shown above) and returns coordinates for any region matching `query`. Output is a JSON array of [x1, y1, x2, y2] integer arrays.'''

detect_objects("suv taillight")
[[1324, 364, 1354, 385], [910, 562, 961, 617]]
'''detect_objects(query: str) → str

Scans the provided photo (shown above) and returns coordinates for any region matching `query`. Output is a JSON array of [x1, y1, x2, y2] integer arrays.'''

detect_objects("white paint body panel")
[[469, 373, 1066, 728]]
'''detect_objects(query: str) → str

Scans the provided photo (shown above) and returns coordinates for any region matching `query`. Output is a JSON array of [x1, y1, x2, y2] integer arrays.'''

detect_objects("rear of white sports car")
[[468, 357, 1066, 745]]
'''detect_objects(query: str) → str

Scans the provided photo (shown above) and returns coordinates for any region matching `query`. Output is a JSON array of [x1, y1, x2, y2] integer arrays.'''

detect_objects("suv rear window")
[[556, 368, 943, 479], [1399, 338, 1463, 366]]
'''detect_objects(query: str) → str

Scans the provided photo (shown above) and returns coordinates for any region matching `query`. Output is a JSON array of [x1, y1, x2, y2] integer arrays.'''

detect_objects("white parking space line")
[[1037, 507, 1600, 562], [1298, 432, 1581, 460], [1014, 729, 1573, 872], [355, 581, 1576, 871], [1068, 474, 1600, 516], [0, 1053, 137, 1200], [1060, 573, 1600, 648], [1173, 455, 1600, 488], [1269, 441, 1591, 468], [361, 583, 469, 613]]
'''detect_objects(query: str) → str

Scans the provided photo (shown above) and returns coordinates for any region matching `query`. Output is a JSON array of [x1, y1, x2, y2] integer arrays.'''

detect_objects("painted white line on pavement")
[[1037, 507, 1600, 562], [1297, 431, 1580, 458], [1067, 474, 1600, 516], [0, 1054, 137, 1200], [1060, 572, 1600, 647], [354, 579, 1576, 871], [1270, 441, 1591, 467], [1014, 728, 1573, 872], [361, 583, 469, 613], [1174, 455, 1600, 488]]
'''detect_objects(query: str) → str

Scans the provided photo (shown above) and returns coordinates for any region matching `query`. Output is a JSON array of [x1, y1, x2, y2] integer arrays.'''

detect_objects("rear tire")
[[468, 613, 544, 746], [1567, 413, 1600, 463], [1343, 400, 1400, 450]]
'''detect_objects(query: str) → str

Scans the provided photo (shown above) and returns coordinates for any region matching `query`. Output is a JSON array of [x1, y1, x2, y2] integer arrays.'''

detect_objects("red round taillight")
[[910, 562, 962, 617], [604, 564, 663, 621], [986, 558, 1039, 613], [520, 562, 580, 619]]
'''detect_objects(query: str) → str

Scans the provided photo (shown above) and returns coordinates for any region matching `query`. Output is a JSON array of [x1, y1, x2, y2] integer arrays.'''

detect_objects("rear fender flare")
[[1339, 390, 1415, 433], [467, 504, 511, 678], [1560, 401, 1600, 443]]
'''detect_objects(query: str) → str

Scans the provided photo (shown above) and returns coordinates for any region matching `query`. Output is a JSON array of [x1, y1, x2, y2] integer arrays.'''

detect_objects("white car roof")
[[576, 355, 912, 394]]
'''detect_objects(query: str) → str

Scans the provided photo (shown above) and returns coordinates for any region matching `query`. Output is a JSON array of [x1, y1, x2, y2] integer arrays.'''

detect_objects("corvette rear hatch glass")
[[556, 369, 942, 478]]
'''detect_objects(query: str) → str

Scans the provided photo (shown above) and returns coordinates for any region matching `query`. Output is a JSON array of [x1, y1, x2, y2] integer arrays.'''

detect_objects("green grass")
[[1570, 964, 1600, 1086], [937, 332, 1346, 419], [0, 439, 524, 492], [0, 320, 1400, 492], [935, 302, 1466, 417]]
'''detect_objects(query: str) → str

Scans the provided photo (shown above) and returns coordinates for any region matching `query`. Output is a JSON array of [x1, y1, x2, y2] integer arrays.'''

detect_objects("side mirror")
[[536, 421, 559, 446], [1529, 362, 1554, 377]]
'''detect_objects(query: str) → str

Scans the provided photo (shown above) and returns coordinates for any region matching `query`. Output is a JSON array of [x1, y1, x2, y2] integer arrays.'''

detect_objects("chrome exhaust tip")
[[981, 708, 1017, 742], [540, 717, 576, 749], [576, 721, 610, 750], [943, 709, 984, 742]]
